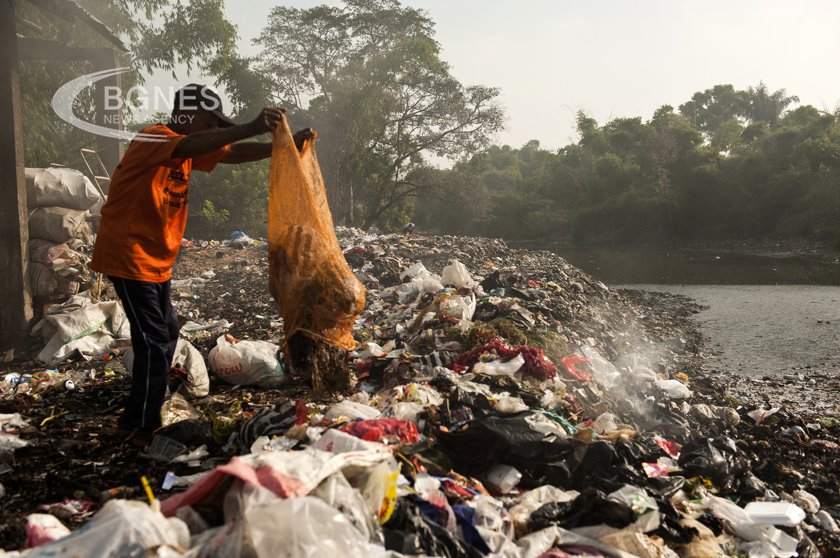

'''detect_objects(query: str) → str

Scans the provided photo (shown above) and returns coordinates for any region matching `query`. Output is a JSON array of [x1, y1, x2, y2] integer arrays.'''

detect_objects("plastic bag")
[[126, 338, 210, 398], [473, 354, 525, 376], [160, 392, 201, 427], [591, 412, 620, 434], [339, 419, 420, 445], [441, 260, 474, 288], [493, 393, 529, 414], [400, 262, 432, 281], [656, 379, 692, 400], [325, 400, 381, 421], [578, 346, 621, 388], [25, 514, 71, 548], [678, 436, 745, 486], [359, 458, 400, 524], [268, 116, 365, 351], [208, 334, 287, 388], [516, 525, 639, 558], [22, 500, 189, 558], [245, 495, 371, 558], [311, 473, 380, 540], [25, 167, 101, 210], [438, 291, 477, 321]]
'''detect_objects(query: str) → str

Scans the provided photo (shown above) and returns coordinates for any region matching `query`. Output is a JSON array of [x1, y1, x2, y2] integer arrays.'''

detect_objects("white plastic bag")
[[493, 393, 529, 414], [25, 514, 70, 548], [438, 291, 477, 321], [441, 260, 474, 288], [125, 339, 210, 398], [591, 412, 620, 434], [23, 500, 189, 558], [473, 354, 525, 376], [208, 334, 287, 388], [655, 379, 692, 400], [245, 496, 371, 558], [325, 400, 380, 421], [25, 168, 101, 210], [578, 346, 622, 389], [312, 474, 380, 541]]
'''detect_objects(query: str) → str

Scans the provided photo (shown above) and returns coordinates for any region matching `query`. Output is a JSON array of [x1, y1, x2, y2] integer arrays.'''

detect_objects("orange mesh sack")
[[268, 116, 365, 351]]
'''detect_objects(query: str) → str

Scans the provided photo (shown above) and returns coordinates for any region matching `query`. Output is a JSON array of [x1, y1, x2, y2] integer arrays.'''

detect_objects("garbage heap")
[[2, 229, 838, 557], [25, 168, 101, 300]]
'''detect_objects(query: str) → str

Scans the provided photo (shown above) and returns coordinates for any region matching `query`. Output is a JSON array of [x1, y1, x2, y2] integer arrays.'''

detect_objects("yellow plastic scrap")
[[267, 115, 366, 351], [141, 475, 156, 505], [40, 407, 68, 428]]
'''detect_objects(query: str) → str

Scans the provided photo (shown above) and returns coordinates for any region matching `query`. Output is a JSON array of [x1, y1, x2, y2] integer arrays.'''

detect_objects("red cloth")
[[455, 339, 558, 380], [295, 399, 308, 425], [340, 419, 420, 444]]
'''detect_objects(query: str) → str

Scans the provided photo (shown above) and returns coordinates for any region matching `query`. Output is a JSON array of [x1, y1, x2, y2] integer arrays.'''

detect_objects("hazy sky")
[[157, 0, 840, 150]]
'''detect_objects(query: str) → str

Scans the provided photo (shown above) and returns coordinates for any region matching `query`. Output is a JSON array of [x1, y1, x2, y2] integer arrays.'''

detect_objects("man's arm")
[[221, 142, 271, 164], [172, 108, 283, 159], [220, 128, 317, 164]]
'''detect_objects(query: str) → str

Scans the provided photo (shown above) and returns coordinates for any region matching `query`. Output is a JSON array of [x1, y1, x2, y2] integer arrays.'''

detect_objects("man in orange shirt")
[[92, 84, 312, 446]]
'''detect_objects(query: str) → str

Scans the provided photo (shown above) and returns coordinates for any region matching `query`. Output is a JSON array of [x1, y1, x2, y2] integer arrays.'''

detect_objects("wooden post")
[[0, 0, 34, 352]]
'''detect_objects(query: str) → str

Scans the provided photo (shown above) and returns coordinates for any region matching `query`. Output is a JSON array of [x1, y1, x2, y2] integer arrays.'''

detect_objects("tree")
[[678, 84, 749, 152], [18, 0, 239, 166], [254, 0, 503, 229], [741, 82, 799, 126], [678, 84, 745, 136]]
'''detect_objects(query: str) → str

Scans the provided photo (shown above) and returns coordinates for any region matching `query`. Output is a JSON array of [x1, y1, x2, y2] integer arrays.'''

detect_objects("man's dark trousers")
[[110, 277, 178, 430]]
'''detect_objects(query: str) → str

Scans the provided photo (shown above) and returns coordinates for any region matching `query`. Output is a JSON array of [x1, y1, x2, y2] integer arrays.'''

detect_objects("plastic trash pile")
[[1, 229, 838, 556], [25, 168, 102, 300]]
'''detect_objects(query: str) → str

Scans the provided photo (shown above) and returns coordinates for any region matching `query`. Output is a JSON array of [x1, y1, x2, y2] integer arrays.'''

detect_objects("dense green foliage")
[[417, 86, 840, 244]]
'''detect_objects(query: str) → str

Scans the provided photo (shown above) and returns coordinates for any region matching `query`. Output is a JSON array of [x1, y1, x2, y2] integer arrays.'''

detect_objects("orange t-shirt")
[[91, 124, 230, 282]]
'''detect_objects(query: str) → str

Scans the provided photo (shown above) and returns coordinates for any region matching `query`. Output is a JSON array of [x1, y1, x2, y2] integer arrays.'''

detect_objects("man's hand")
[[293, 128, 317, 152], [174, 107, 290, 161], [250, 107, 286, 134]]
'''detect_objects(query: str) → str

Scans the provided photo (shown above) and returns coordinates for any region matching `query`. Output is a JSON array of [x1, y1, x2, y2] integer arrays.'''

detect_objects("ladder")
[[79, 147, 110, 201]]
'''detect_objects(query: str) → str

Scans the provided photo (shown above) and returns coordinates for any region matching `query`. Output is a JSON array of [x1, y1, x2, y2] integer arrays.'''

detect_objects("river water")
[[516, 243, 840, 379]]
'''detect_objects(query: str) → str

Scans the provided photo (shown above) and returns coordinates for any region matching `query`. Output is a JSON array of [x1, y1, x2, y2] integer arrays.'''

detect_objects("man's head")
[[170, 84, 235, 134]]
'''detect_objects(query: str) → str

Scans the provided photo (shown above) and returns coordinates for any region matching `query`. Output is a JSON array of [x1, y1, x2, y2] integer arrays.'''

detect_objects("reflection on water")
[[513, 243, 840, 285]]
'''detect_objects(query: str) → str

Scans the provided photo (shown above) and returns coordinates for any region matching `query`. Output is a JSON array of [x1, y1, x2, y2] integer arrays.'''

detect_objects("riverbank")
[[0, 231, 837, 555], [512, 236, 840, 260], [511, 237, 840, 286], [624, 284, 840, 415]]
